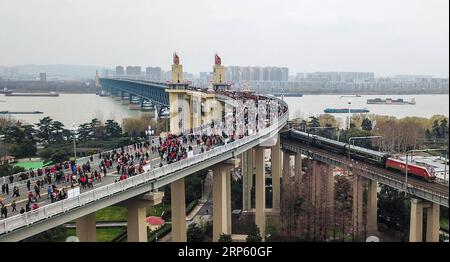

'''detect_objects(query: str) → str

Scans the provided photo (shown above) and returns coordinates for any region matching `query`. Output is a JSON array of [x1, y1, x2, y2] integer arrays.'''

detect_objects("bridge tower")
[[165, 52, 190, 242], [212, 53, 230, 92], [166, 52, 190, 133]]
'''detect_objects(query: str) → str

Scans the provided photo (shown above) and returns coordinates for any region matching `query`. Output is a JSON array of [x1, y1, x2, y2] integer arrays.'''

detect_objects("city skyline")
[[0, 0, 448, 77]]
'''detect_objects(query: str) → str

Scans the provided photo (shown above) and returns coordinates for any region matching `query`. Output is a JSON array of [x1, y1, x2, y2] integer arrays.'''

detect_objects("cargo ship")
[[367, 98, 415, 105], [273, 92, 303, 97], [324, 108, 370, 113], [4, 91, 59, 97], [0, 111, 44, 114]]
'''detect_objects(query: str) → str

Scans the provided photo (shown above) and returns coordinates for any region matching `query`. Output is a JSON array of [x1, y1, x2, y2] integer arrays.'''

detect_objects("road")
[[0, 135, 206, 219]]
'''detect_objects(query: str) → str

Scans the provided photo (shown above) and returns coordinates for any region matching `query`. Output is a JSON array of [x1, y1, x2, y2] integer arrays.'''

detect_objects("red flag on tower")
[[215, 54, 221, 66], [173, 52, 180, 65]]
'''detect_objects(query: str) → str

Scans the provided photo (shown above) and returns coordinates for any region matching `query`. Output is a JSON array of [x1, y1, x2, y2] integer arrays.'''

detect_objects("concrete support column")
[[76, 213, 96, 242], [226, 169, 232, 234], [409, 198, 424, 242], [294, 154, 302, 178], [366, 180, 378, 235], [171, 178, 187, 242], [212, 165, 232, 241], [325, 164, 335, 234], [282, 151, 291, 180], [271, 137, 281, 211], [127, 202, 147, 242], [243, 149, 254, 211], [352, 174, 364, 239], [426, 202, 440, 242], [255, 147, 266, 239]]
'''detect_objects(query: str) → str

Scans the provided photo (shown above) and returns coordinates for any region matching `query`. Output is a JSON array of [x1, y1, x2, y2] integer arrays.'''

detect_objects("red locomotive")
[[385, 158, 436, 182]]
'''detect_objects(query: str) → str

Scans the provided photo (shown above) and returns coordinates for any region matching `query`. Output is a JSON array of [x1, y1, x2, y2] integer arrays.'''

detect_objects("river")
[[0, 93, 448, 127]]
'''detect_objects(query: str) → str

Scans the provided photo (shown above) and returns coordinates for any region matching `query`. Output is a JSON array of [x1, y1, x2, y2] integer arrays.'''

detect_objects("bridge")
[[280, 129, 449, 242], [0, 54, 446, 242], [0, 54, 289, 242]]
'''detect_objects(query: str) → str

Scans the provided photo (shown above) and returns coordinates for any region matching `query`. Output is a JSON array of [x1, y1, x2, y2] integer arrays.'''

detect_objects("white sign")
[[67, 187, 80, 199], [188, 150, 194, 158], [143, 165, 152, 173]]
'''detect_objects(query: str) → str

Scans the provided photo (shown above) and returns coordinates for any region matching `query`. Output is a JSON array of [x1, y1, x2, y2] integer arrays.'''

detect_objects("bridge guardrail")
[[1, 119, 219, 188], [282, 141, 448, 207], [0, 99, 288, 236]]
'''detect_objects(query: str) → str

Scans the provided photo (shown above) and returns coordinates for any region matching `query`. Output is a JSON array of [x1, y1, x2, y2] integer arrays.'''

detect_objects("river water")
[[0, 93, 448, 127]]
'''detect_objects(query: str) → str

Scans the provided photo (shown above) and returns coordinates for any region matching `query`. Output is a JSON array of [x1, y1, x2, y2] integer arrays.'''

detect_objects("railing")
[[0, 119, 219, 188], [0, 98, 288, 236], [282, 141, 449, 207]]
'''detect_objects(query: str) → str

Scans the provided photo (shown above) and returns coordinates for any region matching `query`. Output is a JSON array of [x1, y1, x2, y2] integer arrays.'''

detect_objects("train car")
[[385, 158, 436, 182], [347, 145, 390, 167]]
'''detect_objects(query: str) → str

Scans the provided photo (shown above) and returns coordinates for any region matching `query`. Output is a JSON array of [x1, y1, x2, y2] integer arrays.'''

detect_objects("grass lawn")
[[147, 203, 169, 217], [441, 218, 449, 231], [96, 206, 128, 222], [14, 161, 45, 170], [56, 227, 125, 242], [95, 204, 170, 222]]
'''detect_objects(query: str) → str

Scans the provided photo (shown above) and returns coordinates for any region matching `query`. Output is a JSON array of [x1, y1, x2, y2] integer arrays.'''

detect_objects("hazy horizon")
[[1, 0, 448, 77]]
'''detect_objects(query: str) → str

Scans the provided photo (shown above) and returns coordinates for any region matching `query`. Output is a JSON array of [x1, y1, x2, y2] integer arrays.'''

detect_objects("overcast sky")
[[1, 0, 448, 77]]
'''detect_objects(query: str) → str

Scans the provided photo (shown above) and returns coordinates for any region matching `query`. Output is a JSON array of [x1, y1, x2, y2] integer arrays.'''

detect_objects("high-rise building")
[[252, 67, 262, 81], [126, 66, 141, 75], [281, 67, 289, 81], [242, 67, 251, 81], [145, 67, 162, 81], [306, 72, 374, 82], [39, 72, 46, 81], [263, 67, 271, 81], [115, 66, 125, 75]]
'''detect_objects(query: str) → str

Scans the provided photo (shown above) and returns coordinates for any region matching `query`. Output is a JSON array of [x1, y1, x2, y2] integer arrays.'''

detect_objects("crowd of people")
[[0, 92, 288, 220]]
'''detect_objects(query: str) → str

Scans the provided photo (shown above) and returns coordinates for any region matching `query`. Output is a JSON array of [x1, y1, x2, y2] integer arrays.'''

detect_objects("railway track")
[[283, 139, 449, 198]]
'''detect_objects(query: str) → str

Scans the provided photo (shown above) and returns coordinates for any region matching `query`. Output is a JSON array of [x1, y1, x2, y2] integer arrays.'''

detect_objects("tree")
[[0, 164, 25, 178], [105, 119, 122, 138], [3, 123, 37, 158], [361, 118, 373, 131], [246, 223, 262, 242], [90, 118, 104, 139], [122, 118, 145, 137], [187, 224, 205, 242], [50, 121, 66, 143], [218, 233, 232, 242], [378, 185, 411, 240], [35, 116, 54, 144], [77, 123, 92, 141], [307, 116, 320, 128]]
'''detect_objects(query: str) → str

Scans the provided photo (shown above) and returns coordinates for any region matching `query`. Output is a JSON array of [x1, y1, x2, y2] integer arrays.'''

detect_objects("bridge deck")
[[282, 137, 449, 207]]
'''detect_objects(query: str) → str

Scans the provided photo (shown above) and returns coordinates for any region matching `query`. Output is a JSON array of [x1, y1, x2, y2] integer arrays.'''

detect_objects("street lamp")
[[72, 123, 77, 161], [145, 125, 154, 145], [347, 100, 352, 130], [348, 136, 385, 170], [405, 148, 449, 192], [306, 126, 340, 141]]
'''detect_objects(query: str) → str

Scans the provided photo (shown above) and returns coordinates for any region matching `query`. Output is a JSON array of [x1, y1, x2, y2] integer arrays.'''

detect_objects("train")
[[284, 130, 436, 182]]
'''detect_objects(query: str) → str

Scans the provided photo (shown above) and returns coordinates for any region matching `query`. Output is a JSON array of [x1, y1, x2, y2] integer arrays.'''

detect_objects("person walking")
[[47, 185, 52, 199], [27, 180, 31, 191], [5, 183, 9, 195], [11, 200, 17, 212]]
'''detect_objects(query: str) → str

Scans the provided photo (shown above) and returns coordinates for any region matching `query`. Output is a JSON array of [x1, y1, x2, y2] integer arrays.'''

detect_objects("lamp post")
[[307, 126, 340, 141], [347, 136, 385, 171], [145, 125, 154, 145], [405, 148, 449, 192], [72, 123, 77, 162], [347, 100, 352, 130]]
